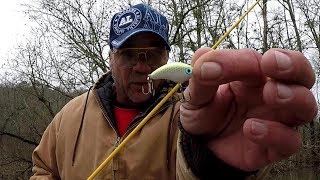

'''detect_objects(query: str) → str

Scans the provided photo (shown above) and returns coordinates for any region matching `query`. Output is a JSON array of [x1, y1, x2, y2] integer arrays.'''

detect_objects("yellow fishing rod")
[[87, 0, 261, 179]]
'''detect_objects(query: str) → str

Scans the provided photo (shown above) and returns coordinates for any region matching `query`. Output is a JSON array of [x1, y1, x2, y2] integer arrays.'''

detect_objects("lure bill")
[[149, 62, 193, 83]]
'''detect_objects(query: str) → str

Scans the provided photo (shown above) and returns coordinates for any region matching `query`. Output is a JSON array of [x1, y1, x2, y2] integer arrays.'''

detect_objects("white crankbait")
[[149, 62, 193, 83], [142, 62, 192, 96]]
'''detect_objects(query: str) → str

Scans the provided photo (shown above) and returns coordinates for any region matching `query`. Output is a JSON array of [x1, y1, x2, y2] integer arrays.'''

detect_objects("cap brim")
[[111, 29, 171, 50]]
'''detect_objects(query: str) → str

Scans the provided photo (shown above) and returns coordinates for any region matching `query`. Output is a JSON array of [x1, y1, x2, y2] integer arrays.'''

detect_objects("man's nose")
[[132, 53, 152, 73]]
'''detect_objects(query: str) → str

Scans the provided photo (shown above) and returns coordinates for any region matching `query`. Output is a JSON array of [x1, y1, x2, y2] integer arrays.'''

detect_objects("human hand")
[[180, 47, 317, 171]]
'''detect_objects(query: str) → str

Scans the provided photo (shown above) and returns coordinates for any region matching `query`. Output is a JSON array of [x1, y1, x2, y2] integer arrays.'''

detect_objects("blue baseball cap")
[[109, 3, 170, 50]]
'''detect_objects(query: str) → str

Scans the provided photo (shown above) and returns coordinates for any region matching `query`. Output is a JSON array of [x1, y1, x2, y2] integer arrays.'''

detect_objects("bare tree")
[[279, 0, 303, 52], [24, 0, 112, 72], [262, 0, 268, 53], [0, 80, 65, 178], [296, 0, 320, 58]]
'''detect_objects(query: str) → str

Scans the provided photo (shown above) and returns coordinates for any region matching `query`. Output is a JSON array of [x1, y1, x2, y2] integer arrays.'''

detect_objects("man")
[[31, 3, 317, 180]]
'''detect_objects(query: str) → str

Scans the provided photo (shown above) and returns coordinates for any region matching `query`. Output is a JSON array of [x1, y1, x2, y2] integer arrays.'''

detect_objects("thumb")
[[183, 47, 220, 109]]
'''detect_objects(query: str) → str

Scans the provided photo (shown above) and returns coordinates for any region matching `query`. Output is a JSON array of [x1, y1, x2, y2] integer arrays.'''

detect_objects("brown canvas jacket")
[[30, 73, 195, 180], [30, 73, 268, 180]]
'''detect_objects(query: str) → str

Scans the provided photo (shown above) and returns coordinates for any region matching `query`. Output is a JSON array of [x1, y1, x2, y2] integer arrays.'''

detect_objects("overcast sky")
[[0, 0, 31, 67]]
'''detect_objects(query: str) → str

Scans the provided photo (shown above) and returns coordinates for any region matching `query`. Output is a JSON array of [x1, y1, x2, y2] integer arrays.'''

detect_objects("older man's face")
[[110, 33, 169, 106]]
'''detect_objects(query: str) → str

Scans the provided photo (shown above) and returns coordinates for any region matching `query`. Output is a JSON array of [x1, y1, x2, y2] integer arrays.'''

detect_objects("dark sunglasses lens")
[[116, 48, 166, 67], [146, 49, 165, 64], [119, 49, 138, 65]]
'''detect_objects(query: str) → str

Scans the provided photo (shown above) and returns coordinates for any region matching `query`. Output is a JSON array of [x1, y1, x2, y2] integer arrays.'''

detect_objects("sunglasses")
[[112, 47, 168, 68]]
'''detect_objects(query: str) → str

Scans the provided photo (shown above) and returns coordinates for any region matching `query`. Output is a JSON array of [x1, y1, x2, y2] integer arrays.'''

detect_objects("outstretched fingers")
[[262, 80, 317, 126], [182, 48, 265, 135], [185, 48, 265, 109], [243, 118, 301, 168], [261, 49, 315, 89]]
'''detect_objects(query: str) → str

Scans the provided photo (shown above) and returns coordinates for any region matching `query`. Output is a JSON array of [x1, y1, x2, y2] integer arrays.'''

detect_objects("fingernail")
[[275, 51, 292, 71], [251, 121, 267, 138], [201, 62, 222, 80], [277, 83, 293, 99]]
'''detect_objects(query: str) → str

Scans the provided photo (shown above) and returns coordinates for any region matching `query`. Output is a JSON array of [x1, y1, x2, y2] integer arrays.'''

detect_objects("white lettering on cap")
[[142, 6, 168, 39], [113, 8, 142, 35], [119, 15, 133, 27]]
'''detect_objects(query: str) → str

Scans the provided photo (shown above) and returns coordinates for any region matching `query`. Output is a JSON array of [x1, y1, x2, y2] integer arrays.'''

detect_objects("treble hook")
[[142, 76, 155, 96], [179, 84, 191, 102]]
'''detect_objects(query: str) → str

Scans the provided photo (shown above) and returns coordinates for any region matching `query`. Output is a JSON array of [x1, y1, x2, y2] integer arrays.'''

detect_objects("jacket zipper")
[[93, 88, 176, 178], [112, 136, 121, 180], [93, 90, 122, 180], [114, 136, 122, 147]]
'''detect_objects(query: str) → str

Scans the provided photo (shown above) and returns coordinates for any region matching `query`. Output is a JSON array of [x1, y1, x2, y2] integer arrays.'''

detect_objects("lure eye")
[[185, 68, 192, 75]]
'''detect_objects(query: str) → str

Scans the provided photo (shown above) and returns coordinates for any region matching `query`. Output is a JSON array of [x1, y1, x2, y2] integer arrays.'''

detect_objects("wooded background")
[[0, 0, 319, 179]]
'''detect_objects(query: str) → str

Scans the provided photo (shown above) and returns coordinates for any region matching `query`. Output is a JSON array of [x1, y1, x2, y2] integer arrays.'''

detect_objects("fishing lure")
[[150, 62, 192, 83], [142, 62, 192, 95]]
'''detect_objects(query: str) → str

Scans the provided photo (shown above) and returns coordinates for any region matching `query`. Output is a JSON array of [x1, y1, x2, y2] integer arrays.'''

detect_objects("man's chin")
[[127, 84, 152, 102], [129, 92, 152, 104]]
